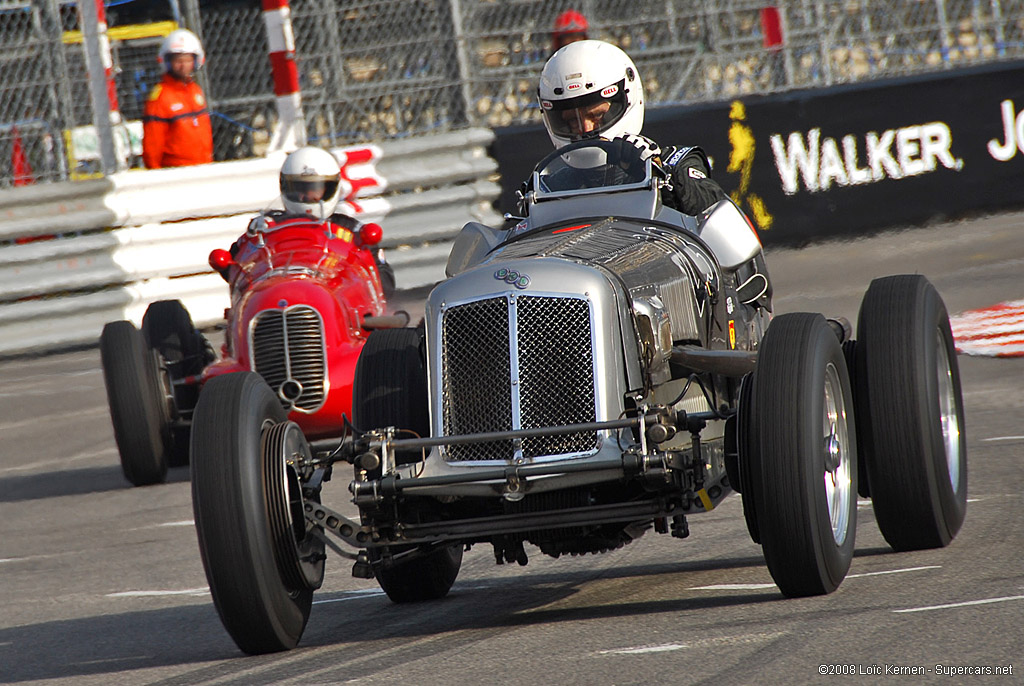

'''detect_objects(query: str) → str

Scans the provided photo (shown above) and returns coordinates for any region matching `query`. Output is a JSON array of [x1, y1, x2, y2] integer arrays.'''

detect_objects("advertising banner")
[[492, 60, 1024, 245]]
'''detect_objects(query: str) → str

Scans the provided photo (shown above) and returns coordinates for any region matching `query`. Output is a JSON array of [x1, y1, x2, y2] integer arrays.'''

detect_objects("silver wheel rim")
[[936, 330, 962, 492], [823, 362, 852, 546]]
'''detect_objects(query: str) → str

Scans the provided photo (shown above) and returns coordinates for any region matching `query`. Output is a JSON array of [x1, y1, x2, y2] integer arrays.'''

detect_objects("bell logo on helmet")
[[566, 82, 582, 91], [541, 101, 553, 110], [601, 85, 618, 98]]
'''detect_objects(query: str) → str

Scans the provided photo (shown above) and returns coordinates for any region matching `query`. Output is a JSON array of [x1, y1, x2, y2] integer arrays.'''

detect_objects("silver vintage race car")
[[189, 138, 967, 654]]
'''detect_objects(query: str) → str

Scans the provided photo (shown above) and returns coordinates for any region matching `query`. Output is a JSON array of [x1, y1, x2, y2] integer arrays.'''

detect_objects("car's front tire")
[[735, 372, 761, 544], [142, 300, 209, 466], [748, 313, 858, 597], [191, 372, 323, 654]]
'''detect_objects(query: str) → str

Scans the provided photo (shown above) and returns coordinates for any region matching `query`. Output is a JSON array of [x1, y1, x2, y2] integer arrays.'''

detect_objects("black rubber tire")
[[855, 275, 967, 551], [369, 545, 464, 604], [142, 299, 209, 377], [749, 313, 858, 597], [842, 339, 872, 498], [142, 300, 208, 467], [352, 328, 462, 602], [190, 372, 320, 654], [100, 320, 168, 486], [735, 372, 761, 544], [352, 328, 430, 465]]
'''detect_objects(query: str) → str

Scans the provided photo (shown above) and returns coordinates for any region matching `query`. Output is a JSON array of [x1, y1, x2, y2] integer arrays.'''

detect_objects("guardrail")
[[0, 128, 500, 356]]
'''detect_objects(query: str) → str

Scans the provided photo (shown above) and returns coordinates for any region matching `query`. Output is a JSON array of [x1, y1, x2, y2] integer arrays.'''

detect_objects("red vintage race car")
[[100, 212, 400, 486]]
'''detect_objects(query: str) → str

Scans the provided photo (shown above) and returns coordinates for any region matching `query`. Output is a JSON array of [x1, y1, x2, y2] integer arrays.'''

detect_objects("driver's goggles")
[[281, 176, 339, 203], [541, 79, 628, 139]]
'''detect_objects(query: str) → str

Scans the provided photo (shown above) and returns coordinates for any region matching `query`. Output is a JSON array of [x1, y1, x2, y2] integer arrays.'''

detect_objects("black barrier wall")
[[491, 59, 1024, 244]]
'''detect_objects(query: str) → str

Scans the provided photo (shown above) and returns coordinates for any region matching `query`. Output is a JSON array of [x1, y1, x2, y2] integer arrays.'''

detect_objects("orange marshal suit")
[[142, 73, 213, 168]]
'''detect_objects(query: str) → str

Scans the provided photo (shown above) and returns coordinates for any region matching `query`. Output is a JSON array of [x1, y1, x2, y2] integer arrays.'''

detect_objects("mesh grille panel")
[[251, 307, 326, 412], [442, 298, 513, 462], [441, 295, 597, 463], [517, 297, 597, 458]]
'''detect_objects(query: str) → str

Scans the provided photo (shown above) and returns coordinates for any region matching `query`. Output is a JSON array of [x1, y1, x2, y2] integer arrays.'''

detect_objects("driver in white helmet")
[[142, 28, 213, 168], [222, 147, 395, 296], [537, 39, 725, 216]]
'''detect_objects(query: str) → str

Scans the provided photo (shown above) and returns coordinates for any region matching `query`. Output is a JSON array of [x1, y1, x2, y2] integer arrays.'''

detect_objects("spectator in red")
[[142, 28, 213, 168], [552, 9, 589, 53]]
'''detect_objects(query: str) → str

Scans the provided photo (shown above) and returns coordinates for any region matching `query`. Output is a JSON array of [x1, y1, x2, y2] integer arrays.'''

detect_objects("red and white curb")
[[950, 300, 1024, 357]]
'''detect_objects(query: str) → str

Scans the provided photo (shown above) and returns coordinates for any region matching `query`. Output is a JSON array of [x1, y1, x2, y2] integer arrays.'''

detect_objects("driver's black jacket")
[[658, 145, 727, 216]]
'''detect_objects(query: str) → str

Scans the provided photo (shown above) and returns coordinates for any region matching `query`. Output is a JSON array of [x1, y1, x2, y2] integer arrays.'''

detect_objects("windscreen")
[[535, 139, 650, 194]]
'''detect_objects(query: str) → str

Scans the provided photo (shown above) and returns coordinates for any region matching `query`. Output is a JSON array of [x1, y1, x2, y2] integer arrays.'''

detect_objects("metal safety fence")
[[2, 0, 1024, 187]]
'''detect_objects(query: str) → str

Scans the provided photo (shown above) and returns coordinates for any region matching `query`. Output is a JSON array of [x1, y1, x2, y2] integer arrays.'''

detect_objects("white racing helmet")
[[158, 28, 206, 72], [279, 146, 343, 220], [538, 39, 645, 163]]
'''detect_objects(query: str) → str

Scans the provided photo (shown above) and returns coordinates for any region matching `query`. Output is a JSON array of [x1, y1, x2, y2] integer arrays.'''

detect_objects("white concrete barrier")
[[0, 130, 501, 356]]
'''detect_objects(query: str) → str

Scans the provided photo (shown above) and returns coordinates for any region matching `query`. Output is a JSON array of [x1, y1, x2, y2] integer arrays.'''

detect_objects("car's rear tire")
[[855, 275, 967, 551], [367, 545, 464, 604], [100, 320, 168, 486], [352, 328, 462, 602], [191, 372, 324, 654], [142, 300, 208, 466], [749, 313, 858, 597]]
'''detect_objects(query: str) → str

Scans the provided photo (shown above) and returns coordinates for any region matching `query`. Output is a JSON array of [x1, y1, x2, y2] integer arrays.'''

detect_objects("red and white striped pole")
[[262, 0, 307, 150]]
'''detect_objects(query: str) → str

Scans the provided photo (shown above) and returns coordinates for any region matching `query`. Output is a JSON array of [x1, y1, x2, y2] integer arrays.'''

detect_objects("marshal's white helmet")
[[538, 40, 645, 151], [158, 28, 206, 72], [280, 147, 343, 220]]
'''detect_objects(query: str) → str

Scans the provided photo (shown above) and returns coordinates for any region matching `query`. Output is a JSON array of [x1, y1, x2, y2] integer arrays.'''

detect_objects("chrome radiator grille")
[[250, 306, 327, 413], [441, 298, 513, 461], [441, 295, 597, 462]]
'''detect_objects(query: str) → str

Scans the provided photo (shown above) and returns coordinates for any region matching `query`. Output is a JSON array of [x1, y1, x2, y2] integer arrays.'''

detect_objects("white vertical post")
[[448, 0, 475, 125], [78, 0, 124, 173], [991, 0, 1006, 57], [935, 0, 953, 65]]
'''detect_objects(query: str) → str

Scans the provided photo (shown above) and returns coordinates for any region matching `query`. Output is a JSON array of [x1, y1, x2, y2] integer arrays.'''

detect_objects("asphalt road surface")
[[1, 211, 1022, 685]]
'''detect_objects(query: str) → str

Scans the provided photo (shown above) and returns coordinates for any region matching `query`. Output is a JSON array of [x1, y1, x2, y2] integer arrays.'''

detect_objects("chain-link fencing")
[[2, 0, 1023, 187]]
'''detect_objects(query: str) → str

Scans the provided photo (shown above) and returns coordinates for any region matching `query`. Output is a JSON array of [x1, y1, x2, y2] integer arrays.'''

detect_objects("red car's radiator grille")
[[441, 295, 597, 463], [250, 306, 327, 413]]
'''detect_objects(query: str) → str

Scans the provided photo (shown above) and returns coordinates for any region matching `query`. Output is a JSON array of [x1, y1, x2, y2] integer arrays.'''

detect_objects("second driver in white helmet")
[[537, 39, 726, 216], [219, 147, 395, 297]]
